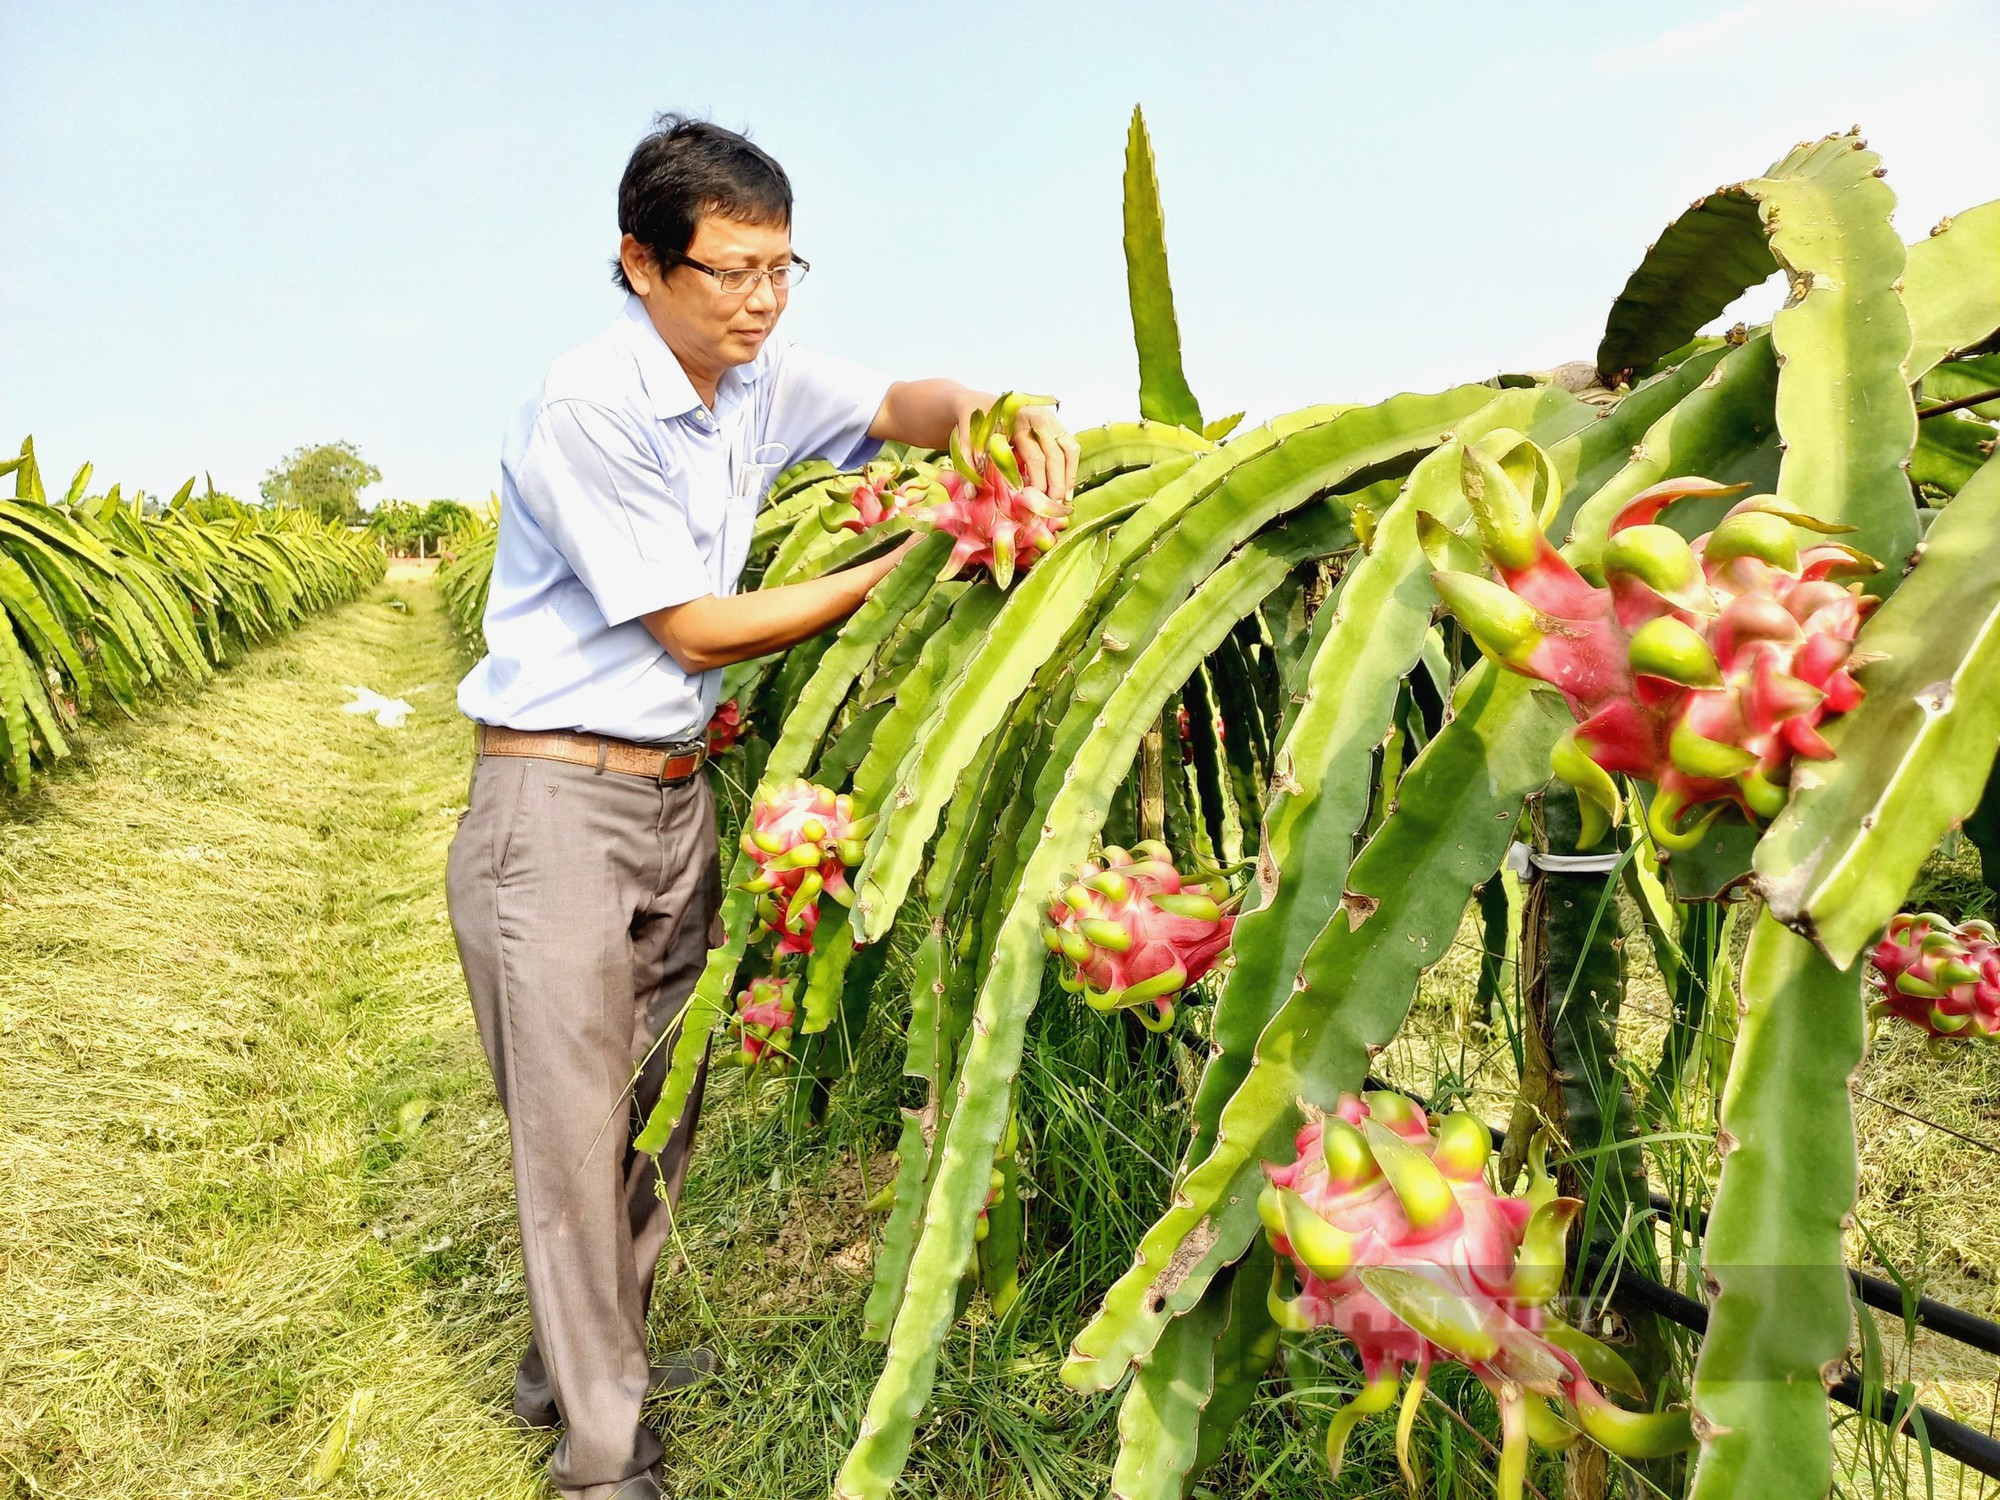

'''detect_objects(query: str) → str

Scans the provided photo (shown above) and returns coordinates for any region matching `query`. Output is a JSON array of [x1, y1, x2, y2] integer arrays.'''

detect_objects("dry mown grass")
[[0, 583, 545, 1497]]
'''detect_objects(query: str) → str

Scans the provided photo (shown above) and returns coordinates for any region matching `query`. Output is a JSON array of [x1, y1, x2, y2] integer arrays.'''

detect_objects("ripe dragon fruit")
[[729, 973, 797, 1071], [1262, 1089, 1691, 1496], [1423, 433, 1876, 851], [1042, 839, 1239, 1031], [1868, 912, 2000, 1039], [738, 779, 874, 956], [920, 392, 1073, 588], [830, 459, 928, 534], [705, 697, 745, 755]]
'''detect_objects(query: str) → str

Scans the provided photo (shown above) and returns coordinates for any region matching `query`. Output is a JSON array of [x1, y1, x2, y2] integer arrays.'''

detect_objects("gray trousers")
[[446, 752, 720, 1500]]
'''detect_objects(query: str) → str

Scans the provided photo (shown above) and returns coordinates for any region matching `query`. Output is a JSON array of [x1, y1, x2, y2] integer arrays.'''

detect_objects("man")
[[446, 114, 1077, 1500]]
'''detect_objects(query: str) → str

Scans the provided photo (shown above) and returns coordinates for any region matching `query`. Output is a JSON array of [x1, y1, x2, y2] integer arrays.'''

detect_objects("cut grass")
[[0, 582, 542, 1498]]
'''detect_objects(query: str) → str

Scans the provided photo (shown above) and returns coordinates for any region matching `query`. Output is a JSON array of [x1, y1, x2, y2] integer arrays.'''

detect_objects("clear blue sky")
[[5, 0, 1996, 506]]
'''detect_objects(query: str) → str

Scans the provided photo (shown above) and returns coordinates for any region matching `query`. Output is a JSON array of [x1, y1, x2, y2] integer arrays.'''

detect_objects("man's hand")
[[999, 401, 1079, 503], [873, 379, 1081, 502]]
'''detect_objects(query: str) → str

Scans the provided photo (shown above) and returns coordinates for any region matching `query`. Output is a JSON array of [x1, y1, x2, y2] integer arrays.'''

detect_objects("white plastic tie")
[[1527, 847, 1625, 875]]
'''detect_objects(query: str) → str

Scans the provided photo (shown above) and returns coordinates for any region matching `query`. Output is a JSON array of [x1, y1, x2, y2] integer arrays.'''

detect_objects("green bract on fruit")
[[1042, 839, 1239, 1031], [924, 392, 1073, 588], [1869, 912, 2000, 1039], [730, 973, 797, 1071], [1424, 434, 1877, 850], [738, 779, 874, 956], [1261, 1089, 1693, 1497]]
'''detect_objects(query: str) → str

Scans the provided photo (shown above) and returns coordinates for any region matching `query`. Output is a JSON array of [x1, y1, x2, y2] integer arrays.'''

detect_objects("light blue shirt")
[[458, 294, 891, 743]]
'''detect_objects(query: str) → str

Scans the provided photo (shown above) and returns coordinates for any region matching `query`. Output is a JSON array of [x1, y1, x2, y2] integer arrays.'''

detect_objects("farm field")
[[5, 40, 2000, 1494], [5, 576, 2000, 1498]]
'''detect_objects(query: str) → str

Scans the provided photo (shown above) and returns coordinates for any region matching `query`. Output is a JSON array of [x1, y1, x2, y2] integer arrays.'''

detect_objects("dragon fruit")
[[831, 459, 927, 534], [917, 392, 1072, 588], [739, 779, 874, 956], [1042, 839, 1238, 1031], [705, 697, 745, 755], [1868, 912, 2000, 1039], [729, 974, 797, 1071], [1424, 433, 1877, 851], [1262, 1088, 1691, 1495]]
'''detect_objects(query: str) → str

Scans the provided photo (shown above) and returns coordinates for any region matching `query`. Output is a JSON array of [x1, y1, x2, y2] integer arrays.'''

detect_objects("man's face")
[[625, 213, 793, 384]]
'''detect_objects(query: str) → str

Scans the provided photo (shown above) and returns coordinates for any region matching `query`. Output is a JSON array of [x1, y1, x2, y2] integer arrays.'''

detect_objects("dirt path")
[[0, 583, 545, 1497]]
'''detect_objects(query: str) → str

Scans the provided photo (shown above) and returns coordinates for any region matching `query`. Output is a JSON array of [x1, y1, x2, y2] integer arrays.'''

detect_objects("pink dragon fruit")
[[1424, 433, 1876, 851], [738, 779, 874, 956], [729, 974, 797, 1071], [1042, 840, 1238, 1031], [918, 392, 1072, 588], [1868, 912, 2000, 1039], [832, 460, 927, 534], [1262, 1088, 1691, 1495], [705, 698, 745, 755]]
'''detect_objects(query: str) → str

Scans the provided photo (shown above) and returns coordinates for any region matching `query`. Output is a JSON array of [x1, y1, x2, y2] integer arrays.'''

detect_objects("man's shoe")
[[648, 1348, 717, 1394]]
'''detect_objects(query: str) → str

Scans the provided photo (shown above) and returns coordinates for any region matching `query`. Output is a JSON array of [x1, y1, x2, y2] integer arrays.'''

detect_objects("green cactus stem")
[[1595, 185, 1780, 385], [1687, 913, 1862, 1500], [1756, 456, 2000, 964], [1123, 105, 1203, 434], [853, 526, 1113, 944], [1902, 199, 2000, 381]]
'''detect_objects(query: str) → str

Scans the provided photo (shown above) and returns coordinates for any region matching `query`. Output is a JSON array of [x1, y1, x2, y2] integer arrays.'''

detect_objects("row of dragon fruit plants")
[[0, 440, 387, 792], [441, 114, 2000, 1498]]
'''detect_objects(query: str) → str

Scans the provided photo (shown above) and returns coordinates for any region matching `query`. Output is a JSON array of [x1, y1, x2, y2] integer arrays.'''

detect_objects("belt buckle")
[[657, 736, 705, 784]]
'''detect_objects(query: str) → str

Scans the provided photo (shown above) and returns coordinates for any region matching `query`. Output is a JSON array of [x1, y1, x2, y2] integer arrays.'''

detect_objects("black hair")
[[612, 113, 793, 292]]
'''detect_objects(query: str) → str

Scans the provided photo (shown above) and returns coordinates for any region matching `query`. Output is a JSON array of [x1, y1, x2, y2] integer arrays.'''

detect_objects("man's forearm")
[[870, 378, 993, 451], [639, 547, 906, 674]]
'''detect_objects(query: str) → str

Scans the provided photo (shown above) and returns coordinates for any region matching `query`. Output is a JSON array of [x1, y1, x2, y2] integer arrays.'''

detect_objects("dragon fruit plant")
[[739, 778, 874, 956], [1424, 435, 1876, 851], [1043, 839, 1239, 1031], [705, 697, 745, 755], [922, 391, 1073, 588], [1261, 1088, 1692, 1497], [729, 973, 798, 1072], [1868, 912, 2000, 1040]]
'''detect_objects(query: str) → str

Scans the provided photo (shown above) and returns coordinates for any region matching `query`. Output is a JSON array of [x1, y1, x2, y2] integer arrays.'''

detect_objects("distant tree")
[[367, 500, 422, 553], [260, 441, 381, 524], [418, 499, 473, 545], [365, 498, 474, 555]]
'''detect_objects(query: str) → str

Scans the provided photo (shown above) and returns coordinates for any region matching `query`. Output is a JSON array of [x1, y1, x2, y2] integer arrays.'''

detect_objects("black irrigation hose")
[[1918, 386, 2000, 419], [1585, 1253, 2000, 1480], [1645, 1191, 2000, 1360]]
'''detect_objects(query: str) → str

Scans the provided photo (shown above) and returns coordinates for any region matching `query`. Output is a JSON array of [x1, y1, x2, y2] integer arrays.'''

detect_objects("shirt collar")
[[618, 293, 769, 424]]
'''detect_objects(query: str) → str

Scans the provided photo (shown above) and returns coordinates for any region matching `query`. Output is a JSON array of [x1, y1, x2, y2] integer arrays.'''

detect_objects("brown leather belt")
[[476, 723, 707, 783]]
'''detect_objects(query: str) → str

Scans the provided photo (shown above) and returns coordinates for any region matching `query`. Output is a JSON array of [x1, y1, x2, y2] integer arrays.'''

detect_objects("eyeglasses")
[[658, 248, 810, 295]]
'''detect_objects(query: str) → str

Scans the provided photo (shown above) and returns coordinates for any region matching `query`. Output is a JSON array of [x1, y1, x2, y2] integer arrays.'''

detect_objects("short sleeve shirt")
[[457, 295, 891, 743]]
